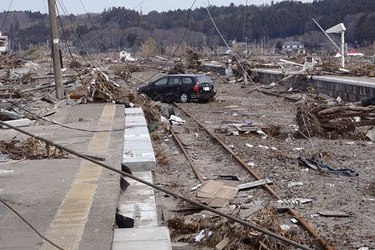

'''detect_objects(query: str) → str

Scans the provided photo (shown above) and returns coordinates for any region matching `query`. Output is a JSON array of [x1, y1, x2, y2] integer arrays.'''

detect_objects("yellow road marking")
[[40, 104, 116, 250]]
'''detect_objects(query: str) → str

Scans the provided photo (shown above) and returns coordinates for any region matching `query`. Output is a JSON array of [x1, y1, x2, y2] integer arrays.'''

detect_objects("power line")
[[42, 0, 48, 14], [1, 0, 15, 31], [0, 197, 66, 250], [202, 0, 282, 112], [55, 0, 95, 64], [5, 99, 127, 133], [142, 0, 198, 84], [80, 0, 146, 55], [0, 120, 314, 250], [78, 0, 88, 14], [117, 0, 147, 23], [55, 1, 91, 66], [201, 0, 323, 152]]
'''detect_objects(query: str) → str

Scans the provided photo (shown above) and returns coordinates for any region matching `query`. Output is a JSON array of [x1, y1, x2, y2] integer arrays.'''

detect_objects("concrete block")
[[118, 171, 158, 227], [113, 227, 172, 250], [122, 160, 156, 172], [126, 116, 148, 127], [118, 205, 158, 227], [125, 108, 144, 116]]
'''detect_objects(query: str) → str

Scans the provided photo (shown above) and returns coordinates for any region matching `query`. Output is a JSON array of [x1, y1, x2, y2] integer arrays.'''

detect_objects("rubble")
[[0, 137, 66, 160], [0, 54, 25, 70], [166, 207, 306, 250], [296, 94, 375, 139]]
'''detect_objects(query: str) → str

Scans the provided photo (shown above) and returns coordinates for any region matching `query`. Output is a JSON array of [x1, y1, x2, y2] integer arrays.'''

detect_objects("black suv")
[[137, 74, 215, 103]]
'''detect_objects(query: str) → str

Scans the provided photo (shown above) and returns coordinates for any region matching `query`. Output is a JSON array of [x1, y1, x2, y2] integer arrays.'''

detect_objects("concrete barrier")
[[251, 69, 375, 102], [113, 107, 171, 250]]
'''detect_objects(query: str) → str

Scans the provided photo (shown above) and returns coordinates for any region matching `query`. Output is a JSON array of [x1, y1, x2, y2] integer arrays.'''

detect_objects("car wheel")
[[179, 93, 188, 103], [154, 94, 163, 102]]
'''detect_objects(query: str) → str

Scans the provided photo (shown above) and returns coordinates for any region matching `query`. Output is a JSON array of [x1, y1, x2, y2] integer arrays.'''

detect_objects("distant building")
[[282, 41, 305, 54], [0, 32, 9, 53], [119, 50, 136, 62]]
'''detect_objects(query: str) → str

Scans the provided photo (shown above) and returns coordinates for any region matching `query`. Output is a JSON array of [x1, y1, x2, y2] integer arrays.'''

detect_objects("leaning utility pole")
[[48, 0, 64, 99]]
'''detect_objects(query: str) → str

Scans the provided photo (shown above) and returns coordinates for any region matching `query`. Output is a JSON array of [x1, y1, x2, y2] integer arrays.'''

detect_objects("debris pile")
[[168, 63, 186, 74], [68, 68, 160, 123], [166, 207, 308, 250], [0, 54, 25, 69], [185, 49, 201, 70], [0, 138, 66, 160], [110, 64, 141, 81], [296, 97, 375, 138]]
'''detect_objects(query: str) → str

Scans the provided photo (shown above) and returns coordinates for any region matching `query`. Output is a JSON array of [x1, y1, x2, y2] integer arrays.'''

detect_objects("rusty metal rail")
[[170, 128, 204, 182], [174, 102, 336, 250]]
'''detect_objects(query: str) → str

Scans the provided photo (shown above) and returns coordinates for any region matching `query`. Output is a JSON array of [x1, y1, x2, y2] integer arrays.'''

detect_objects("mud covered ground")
[[138, 73, 375, 250]]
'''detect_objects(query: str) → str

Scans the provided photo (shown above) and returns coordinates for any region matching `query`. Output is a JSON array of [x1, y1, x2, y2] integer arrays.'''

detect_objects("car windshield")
[[196, 76, 212, 84]]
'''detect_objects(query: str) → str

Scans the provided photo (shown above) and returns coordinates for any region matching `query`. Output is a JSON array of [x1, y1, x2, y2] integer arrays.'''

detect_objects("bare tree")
[[139, 38, 158, 58]]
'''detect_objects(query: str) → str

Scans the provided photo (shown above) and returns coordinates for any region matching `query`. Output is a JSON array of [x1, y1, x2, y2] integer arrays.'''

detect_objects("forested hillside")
[[0, 0, 374, 52]]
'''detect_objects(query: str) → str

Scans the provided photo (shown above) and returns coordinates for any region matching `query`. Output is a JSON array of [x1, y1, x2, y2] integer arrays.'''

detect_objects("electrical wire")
[[56, 0, 95, 65], [201, 1, 325, 153], [78, 0, 88, 14], [141, 0, 198, 84], [0, 197, 66, 250], [42, 0, 48, 14], [0, 0, 15, 31], [5, 99, 127, 133], [55, 3, 88, 85], [0, 120, 314, 250], [202, 0, 281, 112], [117, 0, 147, 23], [56, 3, 90, 66]]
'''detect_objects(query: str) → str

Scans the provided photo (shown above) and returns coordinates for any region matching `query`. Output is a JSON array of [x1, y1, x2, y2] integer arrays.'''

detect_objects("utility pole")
[[48, 0, 64, 99]]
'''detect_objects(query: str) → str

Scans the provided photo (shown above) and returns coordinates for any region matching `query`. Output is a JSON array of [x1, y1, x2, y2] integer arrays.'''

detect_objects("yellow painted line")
[[40, 104, 116, 250]]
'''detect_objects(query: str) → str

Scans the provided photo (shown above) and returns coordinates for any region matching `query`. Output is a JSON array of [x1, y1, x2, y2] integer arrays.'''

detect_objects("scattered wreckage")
[[296, 96, 375, 139]]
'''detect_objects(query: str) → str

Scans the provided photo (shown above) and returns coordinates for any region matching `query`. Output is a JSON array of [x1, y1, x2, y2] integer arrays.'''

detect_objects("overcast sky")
[[0, 0, 313, 15]]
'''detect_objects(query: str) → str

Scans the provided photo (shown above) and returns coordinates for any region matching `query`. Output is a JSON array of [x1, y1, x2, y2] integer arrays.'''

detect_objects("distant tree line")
[[0, 0, 374, 52]]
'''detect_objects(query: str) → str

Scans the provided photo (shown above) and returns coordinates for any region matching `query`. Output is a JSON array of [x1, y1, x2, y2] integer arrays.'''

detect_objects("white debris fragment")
[[293, 147, 304, 151], [288, 181, 303, 187], [256, 129, 268, 139], [169, 115, 186, 125], [277, 198, 313, 206], [245, 143, 254, 148], [195, 229, 212, 242], [247, 162, 255, 167], [191, 184, 202, 191], [291, 218, 298, 224], [280, 224, 291, 231]]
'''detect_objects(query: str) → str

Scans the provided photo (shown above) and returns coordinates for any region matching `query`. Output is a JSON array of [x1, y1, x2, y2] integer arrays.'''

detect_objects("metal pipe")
[[0, 120, 313, 250], [312, 18, 341, 51]]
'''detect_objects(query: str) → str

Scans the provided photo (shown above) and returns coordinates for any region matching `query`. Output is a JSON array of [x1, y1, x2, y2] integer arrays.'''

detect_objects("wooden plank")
[[197, 181, 224, 198], [216, 237, 231, 250], [197, 180, 239, 208], [318, 210, 350, 217]]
